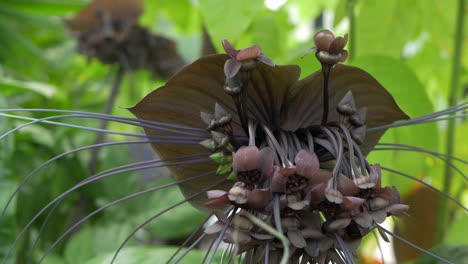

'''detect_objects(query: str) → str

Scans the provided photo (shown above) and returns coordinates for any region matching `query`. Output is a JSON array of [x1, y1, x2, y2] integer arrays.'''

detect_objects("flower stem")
[[240, 210, 290, 264], [437, 0, 465, 243], [321, 64, 331, 125]]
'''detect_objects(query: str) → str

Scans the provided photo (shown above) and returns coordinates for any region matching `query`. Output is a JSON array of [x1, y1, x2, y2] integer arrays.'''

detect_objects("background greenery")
[[0, 0, 466, 263]]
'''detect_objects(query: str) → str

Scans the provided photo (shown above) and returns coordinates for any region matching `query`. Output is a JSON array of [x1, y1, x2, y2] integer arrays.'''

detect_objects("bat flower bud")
[[325, 187, 343, 204], [227, 182, 250, 204], [312, 30, 349, 65], [222, 39, 275, 78], [233, 146, 274, 184]]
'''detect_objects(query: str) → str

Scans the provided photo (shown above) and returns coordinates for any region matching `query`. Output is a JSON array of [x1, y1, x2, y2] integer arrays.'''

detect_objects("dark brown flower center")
[[237, 169, 262, 184], [286, 174, 308, 193]]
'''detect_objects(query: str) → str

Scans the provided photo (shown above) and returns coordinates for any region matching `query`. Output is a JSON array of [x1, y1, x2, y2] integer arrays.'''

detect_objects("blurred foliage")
[[0, 0, 466, 264]]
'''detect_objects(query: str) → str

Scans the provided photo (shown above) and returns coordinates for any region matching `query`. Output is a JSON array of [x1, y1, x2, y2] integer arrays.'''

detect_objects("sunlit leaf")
[[199, 0, 264, 51], [0, 77, 57, 98]]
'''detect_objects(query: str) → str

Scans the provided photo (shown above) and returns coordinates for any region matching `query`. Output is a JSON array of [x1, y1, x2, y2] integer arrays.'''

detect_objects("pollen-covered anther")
[[353, 176, 375, 189], [325, 187, 343, 204], [227, 183, 250, 204]]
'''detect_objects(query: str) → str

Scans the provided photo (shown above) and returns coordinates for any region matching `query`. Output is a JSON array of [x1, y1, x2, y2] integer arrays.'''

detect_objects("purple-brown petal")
[[256, 53, 275, 67], [222, 39, 238, 58], [294, 150, 319, 179], [328, 35, 348, 54], [258, 147, 275, 178], [236, 44, 262, 61], [341, 196, 366, 211], [233, 146, 260, 172], [224, 58, 242, 78], [313, 30, 335, 51]]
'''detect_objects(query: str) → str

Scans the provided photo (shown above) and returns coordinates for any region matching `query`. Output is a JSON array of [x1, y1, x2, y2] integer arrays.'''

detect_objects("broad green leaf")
[[356, 0, 422, 57], [1, 0, 86, 15], [354, 55, 439, 192], [250, 10, 291, 62], [85, 247, 221, 264], [0, 77, 57, 98], [415, 244, 468, 264], [64, 223, 137, 264], [199, 0, 264, 51], [139, 184, 208, 240], [445, 213, 468, 245], [406, 42, 451, 104]]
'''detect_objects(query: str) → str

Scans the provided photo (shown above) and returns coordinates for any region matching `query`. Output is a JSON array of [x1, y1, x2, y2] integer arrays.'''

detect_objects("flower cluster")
[[131, 31, 411, 263]]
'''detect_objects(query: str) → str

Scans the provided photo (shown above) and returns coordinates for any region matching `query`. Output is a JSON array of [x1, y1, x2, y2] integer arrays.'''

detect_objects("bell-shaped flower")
[[232, 146, 274, 184]]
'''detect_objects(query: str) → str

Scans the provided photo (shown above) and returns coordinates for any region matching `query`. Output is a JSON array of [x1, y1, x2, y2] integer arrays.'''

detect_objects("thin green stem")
[[437, 0, 465, 243], [240, 211, 290, 264], [347, 0, 356, 61]]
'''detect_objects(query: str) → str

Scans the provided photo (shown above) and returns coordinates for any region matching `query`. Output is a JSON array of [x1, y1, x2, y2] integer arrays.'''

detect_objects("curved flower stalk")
[[0, 30, 467, 264]]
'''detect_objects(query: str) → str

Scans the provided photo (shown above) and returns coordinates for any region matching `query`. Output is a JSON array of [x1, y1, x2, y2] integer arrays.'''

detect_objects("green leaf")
[[250, 9, 291, 62], [2, 0, 86, 16], [199, 0, 264, 51], [415, 244, 468, 264], [445, 213, 468, 245], [144, 186, 208, 240], [85, 246, 221, 264], [0, 77, 57, 98], [354, 55, 439, 192], [356, 0, 421, 57], [64, 223, 137, 264]]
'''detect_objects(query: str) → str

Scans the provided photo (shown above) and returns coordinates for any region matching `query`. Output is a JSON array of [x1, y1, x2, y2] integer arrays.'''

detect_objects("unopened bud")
[[336, 91, 356, 116]]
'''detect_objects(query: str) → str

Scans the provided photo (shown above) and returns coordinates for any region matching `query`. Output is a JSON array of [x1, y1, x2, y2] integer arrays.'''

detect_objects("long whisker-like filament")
[[164, 213, 213, 264], [381, 166, 467, 211], [371, 142, 468, 165], [368, 103, 467, 132], [0, 113, 209, 139], [25, 153, 211, 261], [0, 109, 208, 133], [1, 141, 206, 217], [1, 158, 211, 264], [372, 147, 467, 182], [207, 208, 237, 264], [377, 224, 453, 264], [109, 176, 227, 264], [172, 233, 208, 264], [333, 233, 355, 264], [37, 171, 220, 263]]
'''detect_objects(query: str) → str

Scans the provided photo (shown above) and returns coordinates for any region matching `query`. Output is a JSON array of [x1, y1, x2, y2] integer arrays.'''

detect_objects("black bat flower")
[[128, 36, 418, 262]]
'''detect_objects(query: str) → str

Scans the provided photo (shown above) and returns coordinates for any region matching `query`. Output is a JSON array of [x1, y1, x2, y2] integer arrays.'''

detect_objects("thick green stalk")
[[437, 0, 465, 243]]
